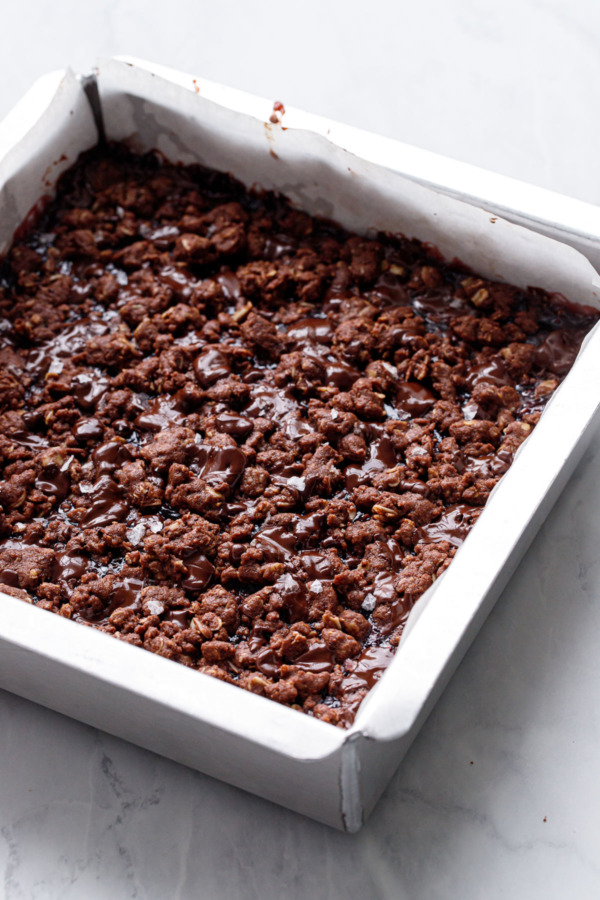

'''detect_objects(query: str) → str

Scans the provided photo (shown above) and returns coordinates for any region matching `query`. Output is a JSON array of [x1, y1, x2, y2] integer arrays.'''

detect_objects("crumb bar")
[[0, 147, 596, 726]]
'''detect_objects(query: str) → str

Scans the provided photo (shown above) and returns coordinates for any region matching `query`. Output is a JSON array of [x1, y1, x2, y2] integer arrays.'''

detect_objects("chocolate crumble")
[[0, 146, 596, 727]]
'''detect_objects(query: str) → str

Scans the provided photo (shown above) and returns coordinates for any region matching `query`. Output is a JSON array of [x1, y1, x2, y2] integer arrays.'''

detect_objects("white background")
[[2, 2, 600, 897]]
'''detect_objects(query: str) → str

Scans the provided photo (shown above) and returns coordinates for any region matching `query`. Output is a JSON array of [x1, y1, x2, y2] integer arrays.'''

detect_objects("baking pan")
[[1, 58, 600, 832]]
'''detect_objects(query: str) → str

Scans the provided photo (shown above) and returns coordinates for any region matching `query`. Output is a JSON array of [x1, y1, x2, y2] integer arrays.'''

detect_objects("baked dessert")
[[0, 146, 596, 726]]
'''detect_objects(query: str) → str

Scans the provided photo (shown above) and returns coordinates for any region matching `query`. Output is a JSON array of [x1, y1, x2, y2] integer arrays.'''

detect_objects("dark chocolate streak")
[[0, 145, 596, 727]]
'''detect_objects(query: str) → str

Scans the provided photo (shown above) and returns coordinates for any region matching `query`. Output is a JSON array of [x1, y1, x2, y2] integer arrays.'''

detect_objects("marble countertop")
[[3, 1, 600, 897]]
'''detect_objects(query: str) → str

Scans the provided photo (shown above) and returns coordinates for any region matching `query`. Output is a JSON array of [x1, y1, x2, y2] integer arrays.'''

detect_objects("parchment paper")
[[2, 59, 600, 751]]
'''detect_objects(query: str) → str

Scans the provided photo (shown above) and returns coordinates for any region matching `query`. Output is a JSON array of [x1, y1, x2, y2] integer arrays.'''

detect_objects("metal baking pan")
[[1, 57, 600, 832]]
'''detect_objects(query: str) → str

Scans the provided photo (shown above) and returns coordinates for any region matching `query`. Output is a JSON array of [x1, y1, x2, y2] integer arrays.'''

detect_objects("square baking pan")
[[1, 57, 600, 832]]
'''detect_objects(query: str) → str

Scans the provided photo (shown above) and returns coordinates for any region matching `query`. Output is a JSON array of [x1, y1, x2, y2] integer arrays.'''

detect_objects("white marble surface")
[[3, 1, 600, 897]]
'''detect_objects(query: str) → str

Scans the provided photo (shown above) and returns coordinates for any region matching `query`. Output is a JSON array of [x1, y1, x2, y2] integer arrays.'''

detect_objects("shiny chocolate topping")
[[0, 145, 596, 728]]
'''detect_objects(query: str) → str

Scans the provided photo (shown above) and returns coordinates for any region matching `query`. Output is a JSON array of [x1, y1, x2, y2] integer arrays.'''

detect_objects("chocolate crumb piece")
[[0, 145, 597, 728]]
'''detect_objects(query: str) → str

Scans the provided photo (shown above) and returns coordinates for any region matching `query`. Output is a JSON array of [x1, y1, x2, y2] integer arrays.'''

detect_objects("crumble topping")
[[0, 146, 595, 726]]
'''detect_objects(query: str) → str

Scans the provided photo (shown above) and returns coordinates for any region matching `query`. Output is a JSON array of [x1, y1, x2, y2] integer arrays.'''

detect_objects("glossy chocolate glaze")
[[0, 146, 597, 727]]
